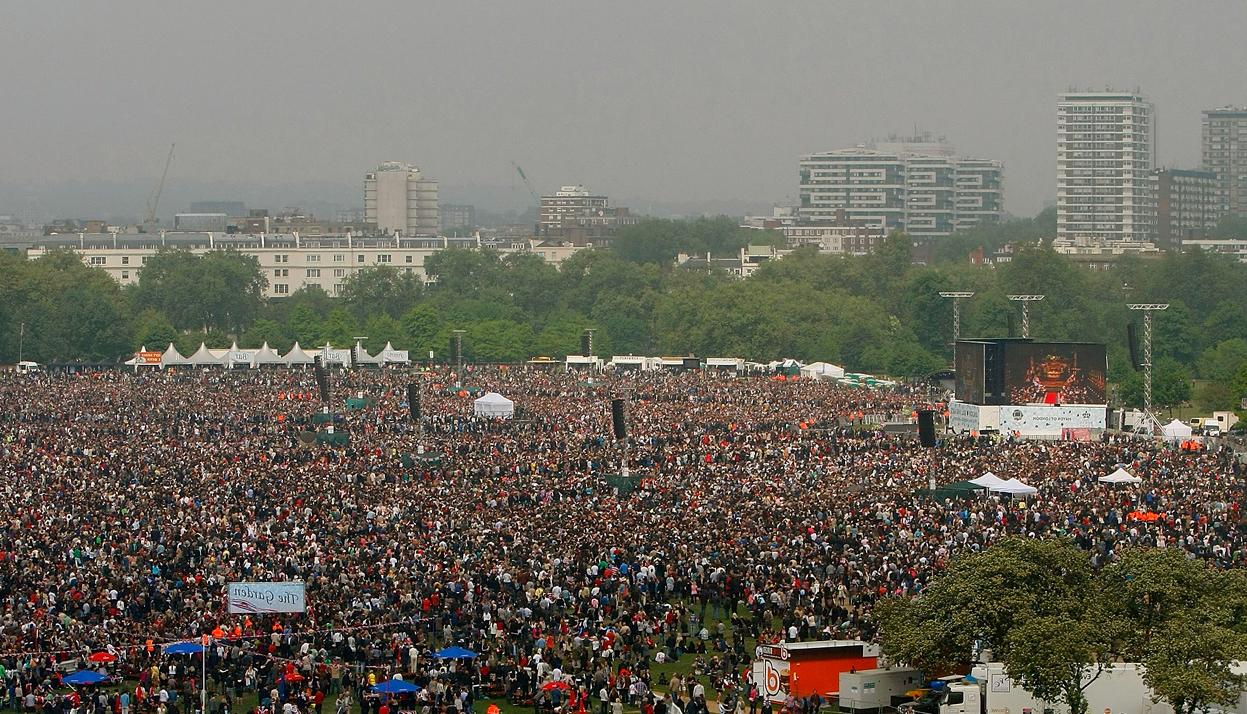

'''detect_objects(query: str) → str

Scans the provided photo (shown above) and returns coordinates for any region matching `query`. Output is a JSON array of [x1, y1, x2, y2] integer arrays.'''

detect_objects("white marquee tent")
[[253, 342, 283, 367], [160, 343, 188, 368], [991, 478, 1038, 496], [970, 472, 1006, 489], [473, 392, 515, 418], [1099, 467, 1142, 484], [1161, 419, 1193, 441], [801, 361, 846, 380], [282, 342, 315, 367], [187, 343, 223, 367]]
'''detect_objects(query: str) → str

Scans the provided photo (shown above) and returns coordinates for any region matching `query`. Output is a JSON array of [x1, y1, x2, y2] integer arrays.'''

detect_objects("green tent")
[[918, 480, 983, 501], [345, 397, 370, 410], [605, 473, 641, 495], [315, 432, 350, 446]]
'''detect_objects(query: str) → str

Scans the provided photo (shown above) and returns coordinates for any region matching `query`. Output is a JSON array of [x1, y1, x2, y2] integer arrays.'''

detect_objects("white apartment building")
[[363, 162, 439, 236], [24, 232, 480, 298], [539, 185, 609, 231], [1057, 91, 1156, 242], [1202, 107, 1247, 217], [799, 139, 1003, 239]]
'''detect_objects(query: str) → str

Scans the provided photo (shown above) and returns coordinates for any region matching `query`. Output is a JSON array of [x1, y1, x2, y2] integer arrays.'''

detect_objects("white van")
[[14, 361, 40, 374]]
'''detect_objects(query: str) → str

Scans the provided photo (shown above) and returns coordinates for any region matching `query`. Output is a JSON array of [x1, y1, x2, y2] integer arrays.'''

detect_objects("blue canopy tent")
[[63, 671, 109, 686], [434, 646, 478, 659], [163, 641, 205, 655], [372, 680, 421, 694]]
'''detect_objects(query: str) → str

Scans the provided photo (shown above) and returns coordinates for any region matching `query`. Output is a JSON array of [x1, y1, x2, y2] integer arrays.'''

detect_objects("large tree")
[[878, 538, 1121, 714], [135, 249, 266, 335]]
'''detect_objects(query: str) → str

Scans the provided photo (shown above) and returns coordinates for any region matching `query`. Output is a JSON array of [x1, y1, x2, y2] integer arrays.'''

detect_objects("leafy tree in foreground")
[[879, 539, 1119, 714]]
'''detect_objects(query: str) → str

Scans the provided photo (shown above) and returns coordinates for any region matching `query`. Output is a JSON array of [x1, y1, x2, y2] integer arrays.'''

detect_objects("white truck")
[[905, 663, 1176, 714], [838, 667, 923, 713]]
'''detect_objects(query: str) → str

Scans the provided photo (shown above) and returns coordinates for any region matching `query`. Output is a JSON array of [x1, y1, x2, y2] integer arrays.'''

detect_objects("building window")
[[274, 254, 289, 263], [306, 268, 320, 278], [273, 284, 289, 295], [358, 255, 365, 263], [377, 254, 392, 263], [334, 284, 344, 294], [121, 271, 129, 280], [306, 254, 320, 263], [121, 256, 129, 265], [274, 268, 289, 278], [405, 255, 413, 263], [333, 268, 345, 277], [334, 254, 344, 262]]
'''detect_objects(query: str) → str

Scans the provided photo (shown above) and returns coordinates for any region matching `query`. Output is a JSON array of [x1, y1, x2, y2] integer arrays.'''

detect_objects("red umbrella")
[[88, 653, 116, 664], [542, 681, 571, 692]]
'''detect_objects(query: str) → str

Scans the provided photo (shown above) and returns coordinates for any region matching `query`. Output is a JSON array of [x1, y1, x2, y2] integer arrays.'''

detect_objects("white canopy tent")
[[252, 342, 283, 367], [225, 341, 257, 369], [160, 343, 188, 368], [970, 472, 1006, 489], [473, 392, 515, 418], [1099, 468, 1142, 485], [991, 478, 1038, 496], [378, 341, 410, 366], [1161, 419, 1193, 441], [801, 361, 846, 380], [282, 342, 315, 367], [353, 344, 383, 367], [187, 343, 223, 367]]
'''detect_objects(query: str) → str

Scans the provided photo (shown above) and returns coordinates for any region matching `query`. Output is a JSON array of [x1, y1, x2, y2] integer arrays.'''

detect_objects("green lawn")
[[100, 605, 763, 714]]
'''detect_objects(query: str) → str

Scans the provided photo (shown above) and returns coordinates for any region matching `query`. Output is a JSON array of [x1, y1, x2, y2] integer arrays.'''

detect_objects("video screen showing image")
[[1004, 343, 1107, 405]]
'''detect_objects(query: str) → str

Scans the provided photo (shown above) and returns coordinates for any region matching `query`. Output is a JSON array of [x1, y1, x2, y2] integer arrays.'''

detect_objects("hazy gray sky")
[[3, 1, 1246, 218]]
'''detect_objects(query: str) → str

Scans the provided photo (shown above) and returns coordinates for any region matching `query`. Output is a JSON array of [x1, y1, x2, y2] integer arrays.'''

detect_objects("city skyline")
[[2, 2, 1246, 221]]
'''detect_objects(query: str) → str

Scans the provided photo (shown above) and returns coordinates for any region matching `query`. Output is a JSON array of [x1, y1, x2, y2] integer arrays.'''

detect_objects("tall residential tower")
[[1202, 107, 1247, 217], [363, 162, 439, 236], [1057, 91, 1156, 242]]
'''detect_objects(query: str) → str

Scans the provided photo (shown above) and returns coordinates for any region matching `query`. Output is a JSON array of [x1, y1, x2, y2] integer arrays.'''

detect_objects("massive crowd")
[[0, 366, 1242, 714]]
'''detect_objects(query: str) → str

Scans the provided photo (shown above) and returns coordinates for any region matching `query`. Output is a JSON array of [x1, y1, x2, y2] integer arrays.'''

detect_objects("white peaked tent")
[[225, 341, 256, 369], [379, 341, 410, 365], [1099, 467, 1142, 484], [1161, 419, 1193, 441], [160, 343, 188, 368], [473, 392, 515, 418], [253, 342, 282, 367], [283, 342, 315, 367], [801, 361, 846, 380], [353, 344, 383, 367], [187, 342, 223, 366], [992, 478, 1038, 496], [970, 472, 1006, 489]]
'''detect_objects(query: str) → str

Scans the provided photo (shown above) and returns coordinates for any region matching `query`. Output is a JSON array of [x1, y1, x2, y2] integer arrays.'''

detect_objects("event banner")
[[227, 582, 306, 614]]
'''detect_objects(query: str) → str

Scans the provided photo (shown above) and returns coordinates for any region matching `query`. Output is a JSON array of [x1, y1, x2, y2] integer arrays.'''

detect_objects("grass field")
[[95, 605, 760, 714]]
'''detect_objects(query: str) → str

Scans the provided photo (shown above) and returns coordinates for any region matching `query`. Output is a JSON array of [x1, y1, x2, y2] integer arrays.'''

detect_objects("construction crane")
[[511, 161, 540, 205], [143, 143, 175, 232]]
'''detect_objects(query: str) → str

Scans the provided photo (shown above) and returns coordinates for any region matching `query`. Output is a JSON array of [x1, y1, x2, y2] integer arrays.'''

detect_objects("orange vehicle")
[[751, 640, 880, 703]]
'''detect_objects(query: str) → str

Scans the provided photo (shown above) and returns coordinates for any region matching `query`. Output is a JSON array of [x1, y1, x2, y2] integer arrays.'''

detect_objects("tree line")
[[1, 212, 1246, 411]]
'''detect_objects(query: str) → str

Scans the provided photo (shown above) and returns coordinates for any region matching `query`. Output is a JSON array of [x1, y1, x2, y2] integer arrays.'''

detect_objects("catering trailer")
[[751, 640, 880, 703]]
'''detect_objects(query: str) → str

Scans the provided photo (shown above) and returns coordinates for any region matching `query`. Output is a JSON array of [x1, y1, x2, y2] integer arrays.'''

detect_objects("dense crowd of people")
[[0, 365, 1242, 714]]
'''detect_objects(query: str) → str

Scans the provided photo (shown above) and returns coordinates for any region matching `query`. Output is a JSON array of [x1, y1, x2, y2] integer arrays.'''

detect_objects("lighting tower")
[[1007, 295, 1045, 338], [1128, 303, 1169, 435], [939, 291, 975, 342]]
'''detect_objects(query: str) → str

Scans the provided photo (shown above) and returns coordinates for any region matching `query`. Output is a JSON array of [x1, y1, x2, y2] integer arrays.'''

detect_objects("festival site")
[[1, 359, 1244, 714]]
